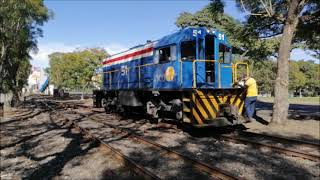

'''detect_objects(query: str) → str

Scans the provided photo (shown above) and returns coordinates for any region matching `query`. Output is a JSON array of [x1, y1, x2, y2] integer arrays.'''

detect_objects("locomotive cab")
[[153, 27, 247, 126]]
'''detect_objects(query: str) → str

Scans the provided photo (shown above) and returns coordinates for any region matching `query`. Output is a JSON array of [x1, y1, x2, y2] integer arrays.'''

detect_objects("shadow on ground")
[[95, 110, 318, 179], [257, 101, 320, 121], [1, 98, 318, 179], [1, 101, 131, 179]]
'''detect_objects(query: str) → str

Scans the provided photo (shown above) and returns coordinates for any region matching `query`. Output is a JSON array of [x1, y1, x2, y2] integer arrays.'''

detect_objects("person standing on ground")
[[239, 74, 258, 122]]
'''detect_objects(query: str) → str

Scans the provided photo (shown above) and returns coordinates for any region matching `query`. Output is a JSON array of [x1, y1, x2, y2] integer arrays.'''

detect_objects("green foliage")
[[252, 60, 277, 95], [44, 67, 50, 74], [16, 58, 32, 92], [234, 0, 319, 123], [289, 61, 306, 91], [175, 3, 280, 60], [290, 60, 320, 94], [175, 0, 319, 99], [176, 0, 318, 60], [49, 48, 108, 89], [0, 0, 51, 96], [294, 1, 320, 59], [250, 60, 319, 96], [234, 0, 319, 55]]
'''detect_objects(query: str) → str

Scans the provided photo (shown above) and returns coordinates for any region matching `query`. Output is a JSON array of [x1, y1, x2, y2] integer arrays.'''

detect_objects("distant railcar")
[[94, 27, 249, 127]]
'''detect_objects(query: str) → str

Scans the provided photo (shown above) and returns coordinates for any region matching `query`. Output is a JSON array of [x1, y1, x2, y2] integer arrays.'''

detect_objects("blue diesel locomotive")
[[94, 27, 249, 127]]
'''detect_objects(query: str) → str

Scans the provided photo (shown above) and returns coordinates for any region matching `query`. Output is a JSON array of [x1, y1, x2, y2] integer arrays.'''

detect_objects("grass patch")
[[258, 96, 320, 105]]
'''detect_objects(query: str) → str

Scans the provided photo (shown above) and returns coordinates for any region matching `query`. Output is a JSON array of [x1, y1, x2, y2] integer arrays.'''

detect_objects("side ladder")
[[182, 91, 193, 123]]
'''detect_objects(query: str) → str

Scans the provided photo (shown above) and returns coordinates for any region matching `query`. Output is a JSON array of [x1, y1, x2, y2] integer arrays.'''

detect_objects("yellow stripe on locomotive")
[[183, 89, 246, 127]]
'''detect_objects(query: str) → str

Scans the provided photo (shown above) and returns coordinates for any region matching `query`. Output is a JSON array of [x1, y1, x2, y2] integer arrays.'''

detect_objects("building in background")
[[27, 66, 53, 95]]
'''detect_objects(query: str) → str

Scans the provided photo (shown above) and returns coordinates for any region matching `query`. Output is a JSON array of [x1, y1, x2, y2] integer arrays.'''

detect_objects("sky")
[[31, 0, 318, 68]]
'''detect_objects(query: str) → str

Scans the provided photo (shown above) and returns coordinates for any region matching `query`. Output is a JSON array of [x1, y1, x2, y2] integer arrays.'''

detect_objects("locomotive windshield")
[[219, 44, 232, 63], [154, 45, 177, 64], [159, 47, 171, 63], [181, 40, 196, 61]]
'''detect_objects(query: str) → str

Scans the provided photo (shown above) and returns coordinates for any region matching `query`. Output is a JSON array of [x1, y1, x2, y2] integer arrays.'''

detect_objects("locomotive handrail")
[[102, 60, 247, 90], [102, 69, 120, 89], [190, 60, 221, 88], [104, 69, 119, 73], [132, 63, 155, 88], [103, 63, 157, 89], [233, 62, 249, 83]]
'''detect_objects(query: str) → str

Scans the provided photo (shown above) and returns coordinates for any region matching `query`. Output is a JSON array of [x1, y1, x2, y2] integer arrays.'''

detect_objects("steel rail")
[[3, 100, 49, 122], [4, 110, 46, 122], [238, 131, 320, 149], [220, 134, 320, 162], [41, 101, 160, 180], [89, 116, 240, 180], [58, 103, 241, 180], [65, 102, 320, 163], [67, 120, 160, 180]]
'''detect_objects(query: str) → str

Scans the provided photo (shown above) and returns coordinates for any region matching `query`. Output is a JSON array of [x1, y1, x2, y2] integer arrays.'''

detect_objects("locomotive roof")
[[108, 27, 222, 56], [102, 27, 226, 65], [155, 27, 216, 48]]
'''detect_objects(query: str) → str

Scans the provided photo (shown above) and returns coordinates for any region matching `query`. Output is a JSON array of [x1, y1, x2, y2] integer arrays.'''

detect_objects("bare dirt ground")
[[1, 97, 319, 179], [0, 100, 139, 180], [246, 101, 320, 143]]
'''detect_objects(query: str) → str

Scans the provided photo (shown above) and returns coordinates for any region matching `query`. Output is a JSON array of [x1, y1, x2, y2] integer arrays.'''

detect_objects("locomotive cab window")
[[181, 40, 196, 61], [155, 45, 176, 64], [219, 44, 232, 63]]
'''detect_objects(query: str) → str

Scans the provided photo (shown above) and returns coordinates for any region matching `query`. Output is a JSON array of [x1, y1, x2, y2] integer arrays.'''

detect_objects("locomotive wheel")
[[146, 101, 159, 119], [175, 111, 183, 121], [101, 98, 109, 113], [121, 106, 129, 117]]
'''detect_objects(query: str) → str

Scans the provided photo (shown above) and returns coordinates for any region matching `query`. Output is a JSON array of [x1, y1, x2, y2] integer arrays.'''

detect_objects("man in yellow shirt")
[[240, 74, 258, 122]]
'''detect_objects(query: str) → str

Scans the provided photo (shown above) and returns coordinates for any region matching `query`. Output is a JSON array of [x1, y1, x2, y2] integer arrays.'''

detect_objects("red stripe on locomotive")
[[103, 47, 153, 65]]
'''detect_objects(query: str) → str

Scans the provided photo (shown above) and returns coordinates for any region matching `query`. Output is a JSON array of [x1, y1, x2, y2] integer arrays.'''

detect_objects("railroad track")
[[41, 100, 159, 180], [237, 131, 320, 149], [42, 100, 240, 180], [66, 118, 161, 180], [220, 130, 320, 162], [89, 116, 240, 180], [66, 101, 320, 163], [1, 100, 49, 122]]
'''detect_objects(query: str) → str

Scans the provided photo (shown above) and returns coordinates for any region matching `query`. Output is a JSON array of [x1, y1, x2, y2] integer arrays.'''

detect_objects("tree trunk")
[[271, 0, 301, 125], [299, 88, 302, 98], [10, 77, 20, 107], [10, 89, 20, 107]]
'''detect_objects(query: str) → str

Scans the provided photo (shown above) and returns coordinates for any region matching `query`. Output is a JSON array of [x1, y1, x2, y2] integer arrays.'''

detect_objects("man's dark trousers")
[[245, 96, 257, 119]]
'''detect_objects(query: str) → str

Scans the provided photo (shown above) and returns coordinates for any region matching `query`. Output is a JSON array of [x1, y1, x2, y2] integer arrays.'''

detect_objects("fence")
[[68, 87, 95, 95]]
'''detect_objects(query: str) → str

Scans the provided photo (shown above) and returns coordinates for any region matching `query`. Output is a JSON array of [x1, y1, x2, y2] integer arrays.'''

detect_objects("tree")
[[49, 48, 108, 89], [176, 0, 319, 124], [0, 0, 51, 106], [295, 4, 320, 59], [175, 2, 280, 61], [235, 0, 319, 125]]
